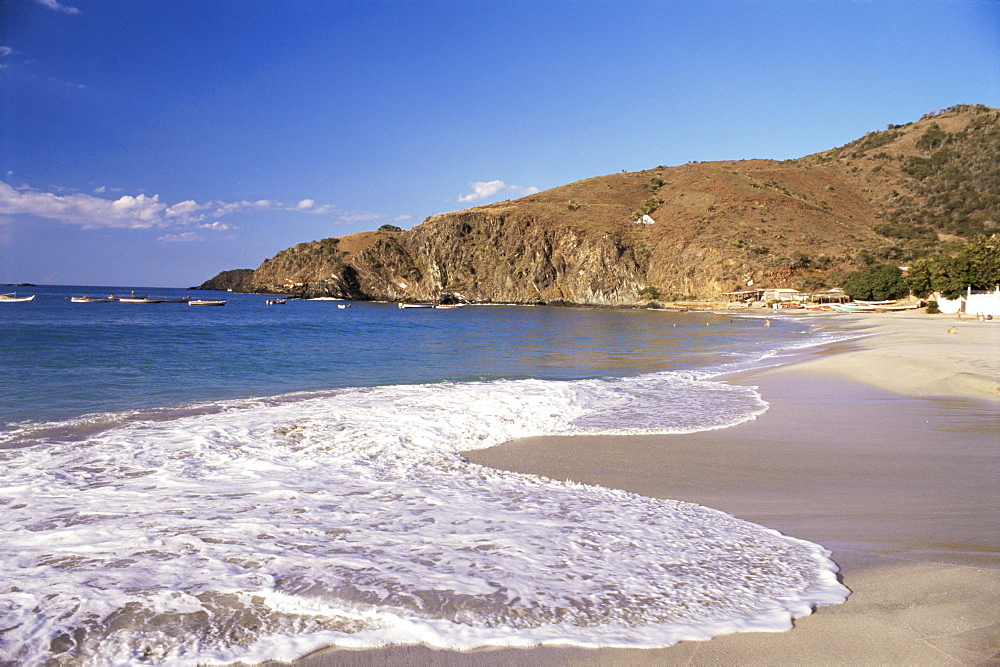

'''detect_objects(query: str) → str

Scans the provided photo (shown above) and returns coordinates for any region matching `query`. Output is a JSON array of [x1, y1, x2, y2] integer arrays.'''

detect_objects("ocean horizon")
[[1, 285, 850, 665]]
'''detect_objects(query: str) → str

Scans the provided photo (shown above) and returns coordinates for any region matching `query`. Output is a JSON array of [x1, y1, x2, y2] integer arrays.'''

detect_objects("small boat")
[[832, 303, 877, 313], [71, 296, 114, 302], [188, 299, 227, 306], [118, 296, 165, 303], [398, 302, 434, 309], [337, 303, 351, 309], [266, 298, 287, 305], [434, 303, 464, 309], [874, 303, 923, 312], [0, 293, 34, 302], [307, 297, 342, 301]]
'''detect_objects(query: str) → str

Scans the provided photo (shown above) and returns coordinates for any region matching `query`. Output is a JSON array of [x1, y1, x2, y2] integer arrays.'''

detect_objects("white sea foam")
[[0, 372, 848, 665]]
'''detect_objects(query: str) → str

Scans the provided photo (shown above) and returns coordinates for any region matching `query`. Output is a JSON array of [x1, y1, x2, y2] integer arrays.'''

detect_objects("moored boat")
[[398, 302, 434, 309], [0, 293, 35, 302], [266, 298, 287, 305], [71, 296, 114, 302], [118, 297, 166, 303], [188, 299, 227, 306]]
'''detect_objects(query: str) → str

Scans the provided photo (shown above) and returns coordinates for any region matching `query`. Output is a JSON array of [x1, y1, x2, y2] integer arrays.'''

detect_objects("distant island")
[[198, 104, 1000, 307]]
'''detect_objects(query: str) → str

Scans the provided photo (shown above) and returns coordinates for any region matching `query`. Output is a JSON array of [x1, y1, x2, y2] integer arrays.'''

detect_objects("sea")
[[0, 285, 850, 665]]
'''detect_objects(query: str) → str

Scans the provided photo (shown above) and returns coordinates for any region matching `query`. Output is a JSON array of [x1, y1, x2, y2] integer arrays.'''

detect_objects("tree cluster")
[[905, 234, 1000, 299]]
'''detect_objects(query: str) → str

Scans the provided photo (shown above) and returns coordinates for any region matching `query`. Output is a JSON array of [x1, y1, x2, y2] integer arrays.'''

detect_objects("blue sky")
[[1, 0, 998, 287]]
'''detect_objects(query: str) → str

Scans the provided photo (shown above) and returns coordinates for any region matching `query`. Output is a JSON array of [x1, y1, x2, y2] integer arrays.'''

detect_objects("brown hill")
[[201, 104, 1000, 305]]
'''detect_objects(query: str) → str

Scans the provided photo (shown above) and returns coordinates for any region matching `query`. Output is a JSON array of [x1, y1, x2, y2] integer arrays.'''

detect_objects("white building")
[[935, 286, 1000, 317]]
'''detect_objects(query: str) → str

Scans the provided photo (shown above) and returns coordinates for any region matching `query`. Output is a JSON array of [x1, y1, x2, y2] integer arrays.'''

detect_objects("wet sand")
[[288, 312, 1000, 666]]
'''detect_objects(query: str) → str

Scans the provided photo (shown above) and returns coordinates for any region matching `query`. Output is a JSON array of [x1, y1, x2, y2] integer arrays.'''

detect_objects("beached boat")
[[398, 303, 434, 309], [188, 299, 227, 306], [0, 293, 35, 302], [832, 303, 877, 313], [874, 303, 923, 312]]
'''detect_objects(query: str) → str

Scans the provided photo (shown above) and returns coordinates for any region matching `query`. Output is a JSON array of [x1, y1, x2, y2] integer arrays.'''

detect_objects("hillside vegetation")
[[199, 105, 1000, 305]]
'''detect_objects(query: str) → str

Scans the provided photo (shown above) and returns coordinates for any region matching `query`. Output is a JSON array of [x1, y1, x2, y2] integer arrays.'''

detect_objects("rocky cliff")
[[200, 104, 999, 305]]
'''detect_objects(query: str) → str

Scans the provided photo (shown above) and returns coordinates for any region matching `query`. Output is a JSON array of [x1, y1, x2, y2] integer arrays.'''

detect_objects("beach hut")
[[763, 288, 802, 303]]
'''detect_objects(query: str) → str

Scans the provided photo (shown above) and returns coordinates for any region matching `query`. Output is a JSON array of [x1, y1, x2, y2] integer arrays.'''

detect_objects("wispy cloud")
[[295, 198, 336, 214], [156, 231, 204, 244], [35, 0, 80, 14], [0, 47, 13, 58], [0, 182, 342, 231], [457, 179, 539, 203], [198, 221, 235, 231]]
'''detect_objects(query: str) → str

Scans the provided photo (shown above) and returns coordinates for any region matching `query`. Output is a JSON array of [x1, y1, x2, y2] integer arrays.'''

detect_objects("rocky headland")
[[198, 105, 999, 306]]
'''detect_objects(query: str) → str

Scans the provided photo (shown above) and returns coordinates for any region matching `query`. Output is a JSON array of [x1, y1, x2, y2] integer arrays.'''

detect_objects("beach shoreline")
[[286, 311, 999, 666]]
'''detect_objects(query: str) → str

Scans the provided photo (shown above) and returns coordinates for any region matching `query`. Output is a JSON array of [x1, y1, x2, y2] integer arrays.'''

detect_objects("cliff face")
[[203, 105, 999, 304], [193, 268, 255, 292]]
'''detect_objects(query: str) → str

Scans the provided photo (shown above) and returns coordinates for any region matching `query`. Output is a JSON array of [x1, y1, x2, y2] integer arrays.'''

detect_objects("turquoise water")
[[0, 285, 850, 666]]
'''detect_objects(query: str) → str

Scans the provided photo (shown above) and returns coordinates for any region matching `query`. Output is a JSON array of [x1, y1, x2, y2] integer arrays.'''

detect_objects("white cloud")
[[0, 182, 168, 229], [199, 221, 235, 231], [35, 0, 80, 14], [458, 180, 539, 203], [156, 232, 204, 243], [0, 182, 342, 231], [0, 181, 407, 237], [458, 180, 504, 202], [0, 47, 13, 57], [165, 199, 207, 218]]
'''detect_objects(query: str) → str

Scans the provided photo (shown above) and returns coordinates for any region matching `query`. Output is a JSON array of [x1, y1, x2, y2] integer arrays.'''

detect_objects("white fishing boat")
[[71, 296, 114, 302], [118, 296, 165, 304], [188, 299, 227, 306], [337, 303, 351, 309], [434, 303, 464, 309], [0, 293, 34, 302], [266, 298, 287, 305], [398, 302, 434, 309]]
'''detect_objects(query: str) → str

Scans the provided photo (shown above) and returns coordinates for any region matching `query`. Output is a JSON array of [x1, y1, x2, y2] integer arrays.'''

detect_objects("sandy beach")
[[287, 311, 999, 666]]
